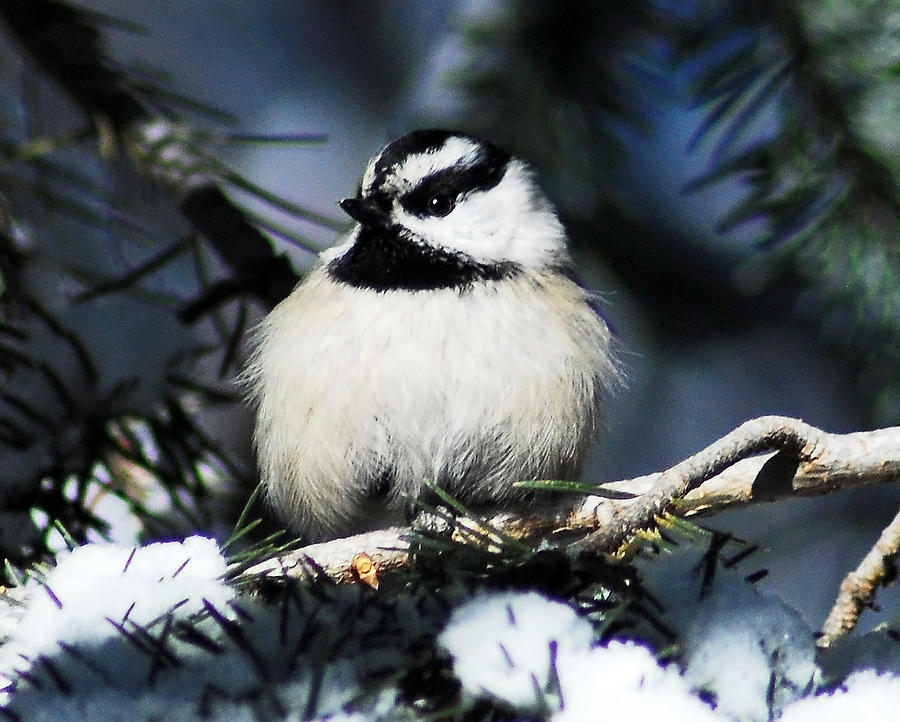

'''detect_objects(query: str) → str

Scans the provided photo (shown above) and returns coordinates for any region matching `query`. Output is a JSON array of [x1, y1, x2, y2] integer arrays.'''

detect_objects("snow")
[[638, 534, 819, 721], [679, 588, 818, 721], [779, 670, 900, 721], [0, 537, 401, 720], [1, 535, 231, 662], [0, 536, 234, 710], [1, 538, 899, 720], [439, 591, 724, 719], [438, 590, 595, 713], [553, 641, 724, 721]]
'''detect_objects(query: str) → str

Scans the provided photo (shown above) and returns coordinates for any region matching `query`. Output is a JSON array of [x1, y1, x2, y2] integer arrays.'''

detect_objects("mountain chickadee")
[[243, 129, 618, 539]]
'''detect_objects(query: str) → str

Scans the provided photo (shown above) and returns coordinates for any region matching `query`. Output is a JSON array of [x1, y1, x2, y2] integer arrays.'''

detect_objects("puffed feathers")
[[243, 268, 615, 537], [242, 130, 618, 538]]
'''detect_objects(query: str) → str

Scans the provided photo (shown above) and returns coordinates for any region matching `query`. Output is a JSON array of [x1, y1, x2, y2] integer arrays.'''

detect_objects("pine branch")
[[0, 1, 330, 563], [0, 0, 304, 314], [0, 0, 146, 128], [239, 416, 900, 638], [684, 1, 900, 422]]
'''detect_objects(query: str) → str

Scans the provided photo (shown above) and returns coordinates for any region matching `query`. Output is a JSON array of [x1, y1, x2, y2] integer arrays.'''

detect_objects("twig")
[[818, 507, 900, 648], [563, 415, 821, 552], [241, 528, 411, 584], [238, 416, 900, 586]]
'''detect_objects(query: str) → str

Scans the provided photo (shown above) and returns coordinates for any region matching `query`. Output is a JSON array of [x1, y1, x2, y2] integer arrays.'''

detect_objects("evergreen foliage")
[[0, 2, 898, 717]]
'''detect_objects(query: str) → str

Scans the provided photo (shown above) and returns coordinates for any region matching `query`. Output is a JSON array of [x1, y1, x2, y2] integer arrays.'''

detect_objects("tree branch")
[[818, 506, 900, 648], [239, 417, 900, 600]]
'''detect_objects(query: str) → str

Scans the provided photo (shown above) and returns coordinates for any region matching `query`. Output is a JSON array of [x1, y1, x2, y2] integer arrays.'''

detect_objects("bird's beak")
[[339, 197, 390, 228]]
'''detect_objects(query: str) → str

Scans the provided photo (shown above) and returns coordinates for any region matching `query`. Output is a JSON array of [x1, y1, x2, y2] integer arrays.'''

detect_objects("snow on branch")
[[241, 416, 900, 638]]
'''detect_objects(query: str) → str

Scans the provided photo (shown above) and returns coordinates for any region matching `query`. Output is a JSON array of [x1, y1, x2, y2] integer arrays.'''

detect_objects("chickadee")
[[243, 129, 618, 539]]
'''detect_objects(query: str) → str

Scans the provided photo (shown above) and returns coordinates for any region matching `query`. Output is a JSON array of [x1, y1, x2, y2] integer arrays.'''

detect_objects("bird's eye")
[[427, 193, 455, 217]]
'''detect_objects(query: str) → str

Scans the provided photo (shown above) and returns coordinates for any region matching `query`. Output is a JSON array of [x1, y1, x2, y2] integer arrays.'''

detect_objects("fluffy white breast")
[[243, 267, 615, 537]]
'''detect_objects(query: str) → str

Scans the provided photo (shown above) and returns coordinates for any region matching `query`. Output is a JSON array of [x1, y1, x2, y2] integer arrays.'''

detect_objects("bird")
[[242, 129, 619, 539]]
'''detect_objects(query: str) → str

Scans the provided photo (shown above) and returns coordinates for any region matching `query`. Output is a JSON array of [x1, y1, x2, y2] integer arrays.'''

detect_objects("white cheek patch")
[[358, 138, 566, 269], [397, 162, 567, 268]]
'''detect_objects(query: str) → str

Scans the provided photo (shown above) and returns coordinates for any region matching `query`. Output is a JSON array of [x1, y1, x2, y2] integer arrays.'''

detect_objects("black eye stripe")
[[400, 150, 510, 217]]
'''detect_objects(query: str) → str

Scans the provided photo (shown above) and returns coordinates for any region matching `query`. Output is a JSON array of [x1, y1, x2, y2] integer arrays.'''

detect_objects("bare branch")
[[818, 507, 900, 648], [239, 416, 900, 588], [241, 527, 410, 584], [676, 423, 900, 516]]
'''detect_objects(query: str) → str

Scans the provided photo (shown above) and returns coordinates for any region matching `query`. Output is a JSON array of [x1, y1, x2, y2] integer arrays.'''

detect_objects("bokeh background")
[[1, 1, 898, 629]]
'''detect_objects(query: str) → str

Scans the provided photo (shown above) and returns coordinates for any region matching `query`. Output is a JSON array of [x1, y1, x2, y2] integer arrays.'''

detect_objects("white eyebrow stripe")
[[392, 137, 481, 190], [361, 157, 379, 195], [362, 135, 488, 196]]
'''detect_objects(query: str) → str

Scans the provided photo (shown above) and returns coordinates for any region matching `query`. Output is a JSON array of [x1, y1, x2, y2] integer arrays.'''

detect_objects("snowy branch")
[[240, 417, 900, 595]]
